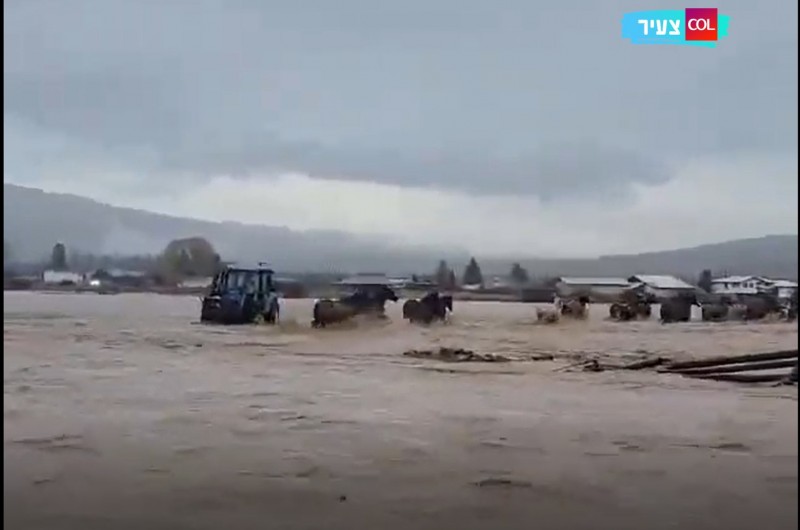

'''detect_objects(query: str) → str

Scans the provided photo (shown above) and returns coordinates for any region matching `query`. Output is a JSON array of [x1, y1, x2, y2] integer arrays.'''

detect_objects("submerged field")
[[4, 292, 798, 530]]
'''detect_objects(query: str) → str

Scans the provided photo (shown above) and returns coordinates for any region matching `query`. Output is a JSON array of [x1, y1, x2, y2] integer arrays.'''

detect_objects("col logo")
[[621, 8, 730, 47]]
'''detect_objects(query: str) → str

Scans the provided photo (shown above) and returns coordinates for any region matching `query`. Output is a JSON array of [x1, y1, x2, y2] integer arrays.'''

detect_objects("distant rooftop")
[[558, 277, 631, 286], [336, 274, 390, 286], [712, 275, 769, 284], [628, 275, 695, 290]]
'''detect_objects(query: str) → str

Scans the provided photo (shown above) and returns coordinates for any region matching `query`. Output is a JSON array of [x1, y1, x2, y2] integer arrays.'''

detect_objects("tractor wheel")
[[200, 299, 218, 323]]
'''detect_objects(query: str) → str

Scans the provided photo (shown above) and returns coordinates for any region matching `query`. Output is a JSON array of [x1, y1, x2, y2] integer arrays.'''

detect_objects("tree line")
[[30, 238, 224, 283], [432, 257, 530, 289], [5, 237, 726, 294]]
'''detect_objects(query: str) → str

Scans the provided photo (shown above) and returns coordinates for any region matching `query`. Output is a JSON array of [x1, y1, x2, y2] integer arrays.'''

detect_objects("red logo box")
[[685, 8, 718, 41]]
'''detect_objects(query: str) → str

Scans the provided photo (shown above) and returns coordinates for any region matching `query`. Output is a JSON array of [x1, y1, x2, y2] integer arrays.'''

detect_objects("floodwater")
[[4, 292, 798, 530]]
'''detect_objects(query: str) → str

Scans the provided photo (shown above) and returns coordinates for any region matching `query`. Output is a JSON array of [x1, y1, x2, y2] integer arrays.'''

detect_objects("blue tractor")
[[200, 264, 281, 324]]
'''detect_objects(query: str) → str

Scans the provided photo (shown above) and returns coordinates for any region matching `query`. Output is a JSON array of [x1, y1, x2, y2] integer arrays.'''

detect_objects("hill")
[[481, 235, 798, 281], [2, 184, 468, 273], [3, 184, 797, 278]]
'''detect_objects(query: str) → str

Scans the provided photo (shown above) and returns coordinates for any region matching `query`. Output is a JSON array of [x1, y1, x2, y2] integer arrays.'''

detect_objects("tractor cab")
[[201, 263, 280, 324], [210, 265, 275, 297]]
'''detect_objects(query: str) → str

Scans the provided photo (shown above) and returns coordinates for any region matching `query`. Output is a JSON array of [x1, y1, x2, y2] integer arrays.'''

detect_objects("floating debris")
[[564, 350, 798, 385], [403, 347, 510, 363]]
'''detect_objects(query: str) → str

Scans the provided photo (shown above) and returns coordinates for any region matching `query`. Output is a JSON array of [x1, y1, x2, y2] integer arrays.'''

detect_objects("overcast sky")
[[4, 0, 798, 257]]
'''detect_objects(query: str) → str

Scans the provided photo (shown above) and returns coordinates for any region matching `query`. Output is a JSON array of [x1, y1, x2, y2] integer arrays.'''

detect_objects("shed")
[[628, 274, 696, 299], [555, 277, 632, 300], [43, 270, 85, 285]]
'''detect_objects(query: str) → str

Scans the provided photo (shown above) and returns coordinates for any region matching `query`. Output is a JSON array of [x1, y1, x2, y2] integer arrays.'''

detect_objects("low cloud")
[[20, 153, 797, 257], [3, 0, 797, 253]]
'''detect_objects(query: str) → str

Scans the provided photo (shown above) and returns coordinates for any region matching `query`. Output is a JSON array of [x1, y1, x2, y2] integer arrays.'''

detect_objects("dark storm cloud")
[[3, 0, 796, 200]]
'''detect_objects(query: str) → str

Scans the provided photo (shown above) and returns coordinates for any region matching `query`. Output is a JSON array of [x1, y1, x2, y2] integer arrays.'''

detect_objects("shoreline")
[[3, 286, 529, 302]]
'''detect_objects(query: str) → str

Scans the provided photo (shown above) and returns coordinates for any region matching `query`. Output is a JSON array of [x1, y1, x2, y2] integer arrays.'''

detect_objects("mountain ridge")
[[3, 184, 797, 278]]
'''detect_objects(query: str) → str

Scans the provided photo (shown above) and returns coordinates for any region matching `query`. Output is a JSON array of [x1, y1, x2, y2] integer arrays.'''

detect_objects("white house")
[[771, 279, 798, 300], [42, 270, 85, 285], [555, 277, 632, 300], [710, 275, 775, 296], [627, 274, 696, 299]]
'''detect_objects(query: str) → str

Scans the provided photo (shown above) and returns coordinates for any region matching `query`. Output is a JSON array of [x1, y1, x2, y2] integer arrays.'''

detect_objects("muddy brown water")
[[4, 292, 798, 530]]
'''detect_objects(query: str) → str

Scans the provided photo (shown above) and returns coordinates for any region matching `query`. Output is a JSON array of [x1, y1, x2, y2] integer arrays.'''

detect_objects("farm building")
[[710, 275, 774, 296], [770, 279, 798, 300], [42, 270, 85, 285], [627, 275, 696, 299], [711, 276, 797, 300], [91, 268, 149, 288], [555, 277, 631, 300]]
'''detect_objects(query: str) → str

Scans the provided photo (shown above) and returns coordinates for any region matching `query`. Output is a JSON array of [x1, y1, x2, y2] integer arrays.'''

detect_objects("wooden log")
[[671, 359, 798, 376], [622, 357, 666, 370], [683, 372, 792, 384], [665, 350, 798, 371]]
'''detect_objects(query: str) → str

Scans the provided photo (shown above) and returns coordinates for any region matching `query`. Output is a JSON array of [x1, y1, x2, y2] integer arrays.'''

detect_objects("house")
[[42, 270, 85, 285], [555, 277, 632, 300], [710, 275, 775, 296], [627, 275, 696, 299], [771, 279, 798, 300]]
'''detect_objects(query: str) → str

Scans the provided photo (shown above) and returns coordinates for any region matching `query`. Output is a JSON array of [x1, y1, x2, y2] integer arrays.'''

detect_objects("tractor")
[[200, 263, 280, 324]]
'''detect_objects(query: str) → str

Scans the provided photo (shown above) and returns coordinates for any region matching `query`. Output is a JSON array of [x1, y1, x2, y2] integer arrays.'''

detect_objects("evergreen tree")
[[447, 269, 457, 290], [510, 262, 529, 284], [462, 257, 484, 286], [435, 260, 450, 287], [697, 269, 713, 293], [50, 242, 68, 271]]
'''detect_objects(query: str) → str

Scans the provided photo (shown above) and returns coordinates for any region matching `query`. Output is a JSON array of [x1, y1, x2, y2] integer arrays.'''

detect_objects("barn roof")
[[558, 277, 631, 287], [712, 275, 770, 284], [628, 275, 695, 290]]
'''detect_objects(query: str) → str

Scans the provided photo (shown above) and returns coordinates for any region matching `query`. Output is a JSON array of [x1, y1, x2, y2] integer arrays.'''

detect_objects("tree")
[[698, 269, 713, 293], [510, 262, 529, 285], [159, 237, 219, 278], [462, 257, 484, 287], [434, 260, 451, 287], [51, 242, 68, 271], [447, 270, 457, 290]]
